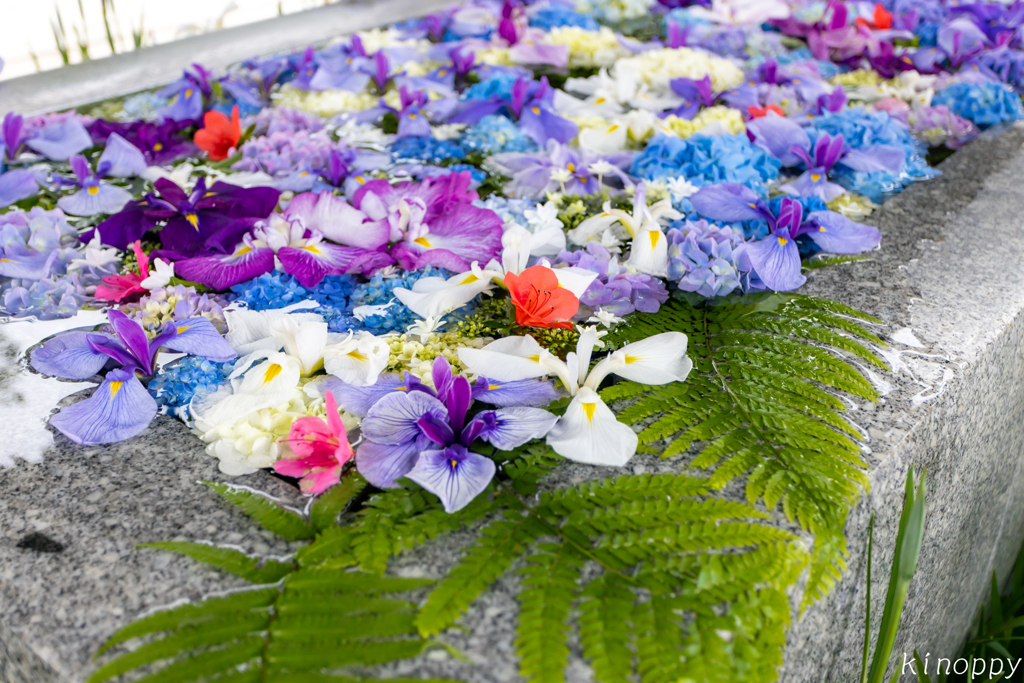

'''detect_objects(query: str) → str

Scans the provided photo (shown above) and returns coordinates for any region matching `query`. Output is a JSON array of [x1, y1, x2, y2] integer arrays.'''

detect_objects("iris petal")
[[49, 369, 157, 445]]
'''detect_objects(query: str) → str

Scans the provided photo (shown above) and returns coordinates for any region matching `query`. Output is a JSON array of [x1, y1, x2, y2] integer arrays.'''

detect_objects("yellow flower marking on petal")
[[528, 354, 541, 362], [185, 213, 199, 230], [624, 354, 638, 364], [235, 246, 252, 256], [567, 162, 575, 172], [747, 203, 756, 208], [153, 142, 163, 151], [582, 403, 596, 422], [185, 89, 193, 98], [409, 113, 417, 119], [607, 124, 619, 133], [87, 186, 99, 195], [355, 175, 365, 184], [414, 237, 432, 248], [647, 231, 660, 248], [450, 459, 458, 469], [531, 107, 541, 115], [595, 97, 606, 104], [777, 236, 789, 245], [303, 245, 322, 254], [811, 173, 821, 182], [263, 364, 282, 385], [109, 381, 123, 397], [460, 273, 480, 284], [347, 350, 368, 361], [488, 384, 501, 390], [819, 226, 826, 232], [176, 325, 192, 333]]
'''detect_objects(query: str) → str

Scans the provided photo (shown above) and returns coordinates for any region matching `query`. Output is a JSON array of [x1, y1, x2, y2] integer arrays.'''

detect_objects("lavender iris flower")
[[156, 64, 213, 121], [56, 154, 135, 217], [451, 76, 578, 146], [690, 183, 880, 291], [31, 309, 237, 445], [668, 75, 758, 119], [344, 356, 558, 512], [25, 117, 93, 160], [88, 118, 197, 165], [87, 177, 281, 254]]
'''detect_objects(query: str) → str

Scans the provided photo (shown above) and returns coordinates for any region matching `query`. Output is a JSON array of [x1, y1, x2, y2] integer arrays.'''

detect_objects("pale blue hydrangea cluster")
[[348, 266, 453, 334], [580, 0, 655, 24], [529, 4, 599, 30], [632, 133, 781, 191], [0, 208, 118, 320], [475, 195, 537, 227], [390, 136, 467, 164], [149, 356, 236, 414], [932, 79, 1024, 128], [666, 220, 764, 298], [461, 115, 540, 155], [119, 92, 169, 121], [808, 108, 939, 202], [228, 271, 359, 330], [553, 243, 669, 317]]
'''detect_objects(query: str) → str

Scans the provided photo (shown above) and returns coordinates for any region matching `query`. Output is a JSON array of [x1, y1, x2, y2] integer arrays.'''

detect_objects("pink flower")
[[275, 392, 354, 494], [95, 240, 149, 302]]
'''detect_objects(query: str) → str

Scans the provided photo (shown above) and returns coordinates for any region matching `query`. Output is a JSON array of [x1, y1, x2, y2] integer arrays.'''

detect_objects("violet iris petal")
[[49, 368, 157, 445], [0, 246, 58, 279], [96, 133, 148, 178], [87, 334, 145, 375], [87, 200, 169, 250], [284, 192, 389, 249], [518, 105, 579, 145], [323, 374, 419, 418], [2, 113, 24, 160], [470, 407, 560, 451], [746, 233, 806, 292], [805, 211, 881, 254], [402, 204, 504, 270], [361, 391, 450, 445], [838, 145, 905, 174], [745, 114, 811, 168], [405, 444, 496, 513], [471, 378, 560, 407], [161, 317, 238, 362], [109, 309, 160, 375], [26, 118, 92, 160], [0, 169, 39, 208], [173, 246, 276, 291], [417, 412, 456, 446], [690, 183, 767, 222], [58, 183, 134, 216], [780, 170, 847, 202], [30, 330, 112, 380], [355, 438, 424, 488]]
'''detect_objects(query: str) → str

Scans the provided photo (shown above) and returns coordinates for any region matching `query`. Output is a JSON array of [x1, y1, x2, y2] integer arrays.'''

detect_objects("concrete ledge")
[[0, 0, 452, 117]]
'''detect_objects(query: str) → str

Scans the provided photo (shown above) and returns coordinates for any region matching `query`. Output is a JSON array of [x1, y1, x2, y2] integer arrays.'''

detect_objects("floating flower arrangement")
[[4, 0, 1024, 679]]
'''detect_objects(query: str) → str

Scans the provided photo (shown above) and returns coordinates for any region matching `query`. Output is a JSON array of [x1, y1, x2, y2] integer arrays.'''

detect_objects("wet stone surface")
[[3, 131, 1024, 682]]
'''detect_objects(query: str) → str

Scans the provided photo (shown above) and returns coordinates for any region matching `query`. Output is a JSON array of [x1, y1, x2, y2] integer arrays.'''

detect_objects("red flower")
[[747, 104, 786, 119], [194, 105, 240, 161], [504, 265, 579, 329], [855, 4, 892, 30]]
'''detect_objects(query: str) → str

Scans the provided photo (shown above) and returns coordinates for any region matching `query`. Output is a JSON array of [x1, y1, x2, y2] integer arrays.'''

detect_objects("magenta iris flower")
[[690, 183, 881, 291], [348, 356, 558, 511], [30, 309, 236, 445]]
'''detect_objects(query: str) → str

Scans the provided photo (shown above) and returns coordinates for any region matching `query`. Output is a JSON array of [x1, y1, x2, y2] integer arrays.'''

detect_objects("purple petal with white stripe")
[[49, 369, 157, 445], [361, 390, 449, 445], [161, 317, 238, 362], [355, 438, 423, 488], [470, 407, 559, 450], [471, 378, 559, 407], [806, 211, 881, 254], [278, 241, 365, 288], [57, 183, 134, 216], [30, 330, 111, 380], [405, 444, 495, 513], [747, 234, 806, 292]]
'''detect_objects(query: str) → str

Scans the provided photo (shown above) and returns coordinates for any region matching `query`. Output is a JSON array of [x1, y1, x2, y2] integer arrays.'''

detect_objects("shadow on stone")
[[16, 533, 65, 554]]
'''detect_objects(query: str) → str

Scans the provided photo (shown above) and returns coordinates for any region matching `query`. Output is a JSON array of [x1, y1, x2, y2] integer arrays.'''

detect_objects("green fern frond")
[[203, 481, 314, 542], [310, 474, 367, 531], [91, 567, 441, 683], [578, 574, 635, 683], [139, 541, 293, 583], [603, 293, 881, 607], [802, 254, 872, 271]]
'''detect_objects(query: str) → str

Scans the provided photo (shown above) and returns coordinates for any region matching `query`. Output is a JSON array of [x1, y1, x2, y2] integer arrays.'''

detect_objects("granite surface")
[[3, 121, 1024, 683]]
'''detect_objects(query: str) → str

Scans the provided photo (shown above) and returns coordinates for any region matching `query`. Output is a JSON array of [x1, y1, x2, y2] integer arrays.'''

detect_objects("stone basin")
[[2, 8, 1024, 682]]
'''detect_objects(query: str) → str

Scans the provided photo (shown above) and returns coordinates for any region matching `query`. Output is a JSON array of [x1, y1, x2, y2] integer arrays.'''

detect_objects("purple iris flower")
[[356, 86, 435, 139], [157, 64, 212, 122], [690, 183, 881, 291], [746, 115, 905, 201], [490, 141, 631, 198], [31, 309, 237, 445], [0, 169, 38, 209], [87, 177, 281, 254], [56, 152, 137, 217], [938, 15, 991, 68], [25, 117, 93, 160], [348, 356, 558, 512], [451, 76, 578, 146], [88, 119, 197, 166], [667, 75, 759, 119]]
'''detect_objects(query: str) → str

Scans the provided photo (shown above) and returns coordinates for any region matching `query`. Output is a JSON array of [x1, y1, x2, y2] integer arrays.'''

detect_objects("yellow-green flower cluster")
[[614, 47, 745, 93], [121, 284, 229, 337], [274, 86, 380, 118], [827, 192, 877, 219], [545, 27, 632, 68], [832, 69, 882, 88], [386, 332, 492, 384], [662, 106, 746, 138]]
